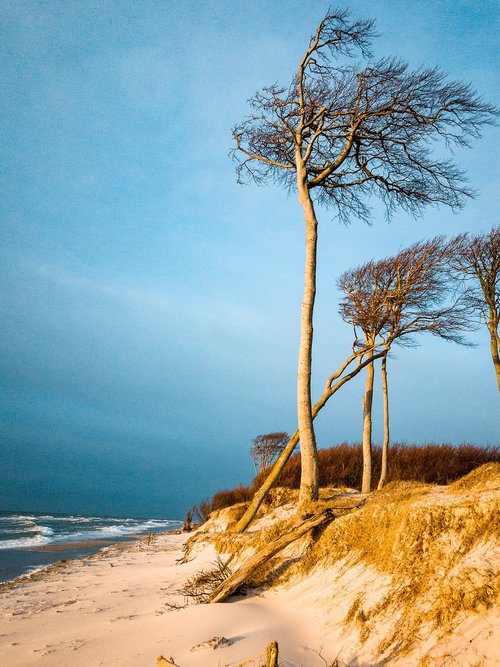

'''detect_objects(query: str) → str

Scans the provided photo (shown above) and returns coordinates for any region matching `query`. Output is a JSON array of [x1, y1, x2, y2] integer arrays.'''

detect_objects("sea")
[[0, 511, 182, 583]]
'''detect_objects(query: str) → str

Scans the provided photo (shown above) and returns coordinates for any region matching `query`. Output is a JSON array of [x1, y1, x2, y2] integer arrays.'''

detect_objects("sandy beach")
[[0, 530, 327, 667]]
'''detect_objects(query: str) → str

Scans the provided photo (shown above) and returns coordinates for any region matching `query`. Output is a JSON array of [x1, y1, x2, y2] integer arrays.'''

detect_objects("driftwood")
[[157, 657, 180, 667], [210, 509, 335, 603], [157, 640, 279, 667]]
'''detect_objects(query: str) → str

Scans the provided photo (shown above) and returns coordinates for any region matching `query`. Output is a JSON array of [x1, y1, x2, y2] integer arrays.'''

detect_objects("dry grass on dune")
[[194, 443, 500, 518], [184, 463, 499, 664], [296, 464, 500, 659], [448, 461, 500, 491]]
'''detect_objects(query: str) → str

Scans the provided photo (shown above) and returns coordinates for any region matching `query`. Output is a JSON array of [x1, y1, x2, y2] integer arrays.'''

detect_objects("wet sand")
[[24, 539, 124, 552], [0, 535, 152, 584]]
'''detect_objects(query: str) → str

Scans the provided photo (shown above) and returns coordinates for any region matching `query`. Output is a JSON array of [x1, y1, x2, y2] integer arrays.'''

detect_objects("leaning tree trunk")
[[211, 509, 335, 602], [235, 432, 299, 532], [296, 170, 319, 505], [361, 350, 375, 493], [377, 353, 389, 490]]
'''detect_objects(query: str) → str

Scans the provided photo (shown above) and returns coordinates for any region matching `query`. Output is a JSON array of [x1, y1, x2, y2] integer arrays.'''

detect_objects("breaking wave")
[[0, 513, 181, 550]]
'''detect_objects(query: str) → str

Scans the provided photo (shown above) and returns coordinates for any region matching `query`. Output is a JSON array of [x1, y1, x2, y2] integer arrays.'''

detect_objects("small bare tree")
[[449, 226, 500, 392], [338, 237, 471, 491], [250, 432, 290, 473], [189, 498, 213, 525], [233, 8, 496, 505]]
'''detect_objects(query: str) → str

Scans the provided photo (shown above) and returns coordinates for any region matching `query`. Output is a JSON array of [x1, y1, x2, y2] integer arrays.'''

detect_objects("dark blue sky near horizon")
[[1, 1, 499, 519]]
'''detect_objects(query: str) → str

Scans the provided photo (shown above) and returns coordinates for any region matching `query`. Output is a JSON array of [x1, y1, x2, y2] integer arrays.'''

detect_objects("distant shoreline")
[[0, 512, 182, 585], [0, 528, 183, 591], [19, 537, 138, 552]]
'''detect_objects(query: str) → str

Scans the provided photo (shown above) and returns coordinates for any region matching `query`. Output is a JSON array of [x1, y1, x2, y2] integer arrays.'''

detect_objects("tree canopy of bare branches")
[[233, 7, 497, 506], [234, 11, 496, 221], [338, 237, 472, 349], [449, 226, 500, 391]]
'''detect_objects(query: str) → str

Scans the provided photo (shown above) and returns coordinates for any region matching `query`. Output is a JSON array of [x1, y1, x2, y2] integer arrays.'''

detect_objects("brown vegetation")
[[188, 486, 254, 527], [192, 443, 499, 518], [253, 443, 500, 492], [212, 486, 254, 512]]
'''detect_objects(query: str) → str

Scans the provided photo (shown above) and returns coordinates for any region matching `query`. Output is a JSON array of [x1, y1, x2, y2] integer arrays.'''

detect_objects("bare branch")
[[337, 236, 475, 350], [232, 17, 497, 218]]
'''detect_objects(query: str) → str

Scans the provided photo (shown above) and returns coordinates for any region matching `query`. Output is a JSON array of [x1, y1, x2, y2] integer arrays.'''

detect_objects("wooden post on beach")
[[264, 640, 279, 667], [157, 656, 180, 666]]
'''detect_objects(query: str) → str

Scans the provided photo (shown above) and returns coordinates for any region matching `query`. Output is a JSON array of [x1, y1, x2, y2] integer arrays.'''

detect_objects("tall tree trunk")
[[361, 350, 374, 493], [296, 172, 319, 505], [377, 353, 389, 490], [488, 316, 500, 393]]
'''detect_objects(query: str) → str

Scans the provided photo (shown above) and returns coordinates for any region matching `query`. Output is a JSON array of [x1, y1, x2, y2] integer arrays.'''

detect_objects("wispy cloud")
[[24, 259, 173, 312]]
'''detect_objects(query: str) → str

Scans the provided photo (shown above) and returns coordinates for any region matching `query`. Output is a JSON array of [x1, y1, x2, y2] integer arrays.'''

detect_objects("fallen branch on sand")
[[181, 556, 233, 604], [210, 509, 336, 603]]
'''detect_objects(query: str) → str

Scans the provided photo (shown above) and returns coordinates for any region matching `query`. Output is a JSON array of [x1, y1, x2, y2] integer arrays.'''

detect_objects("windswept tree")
[[233, 8, 496, 505], [450, 226, 500, 392], [250, 432, 289, 473], [338, 237, 472, 492]]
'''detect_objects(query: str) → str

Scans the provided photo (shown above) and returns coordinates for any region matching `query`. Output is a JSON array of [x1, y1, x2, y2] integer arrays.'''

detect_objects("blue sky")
[[1, 1, 498, 519]]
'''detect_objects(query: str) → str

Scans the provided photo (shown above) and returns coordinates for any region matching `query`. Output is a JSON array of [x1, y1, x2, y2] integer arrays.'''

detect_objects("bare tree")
[[338, 237, 472, 492], [449, 226, 500, 392], [233, 8, 496, 505], [250, 432, 290, 473]]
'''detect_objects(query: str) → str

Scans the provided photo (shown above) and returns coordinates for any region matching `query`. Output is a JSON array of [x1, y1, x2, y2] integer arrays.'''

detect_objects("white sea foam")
[[0, 513, 181, 550], [54, 520, 178, 542], [0, 535, 53, 550]]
